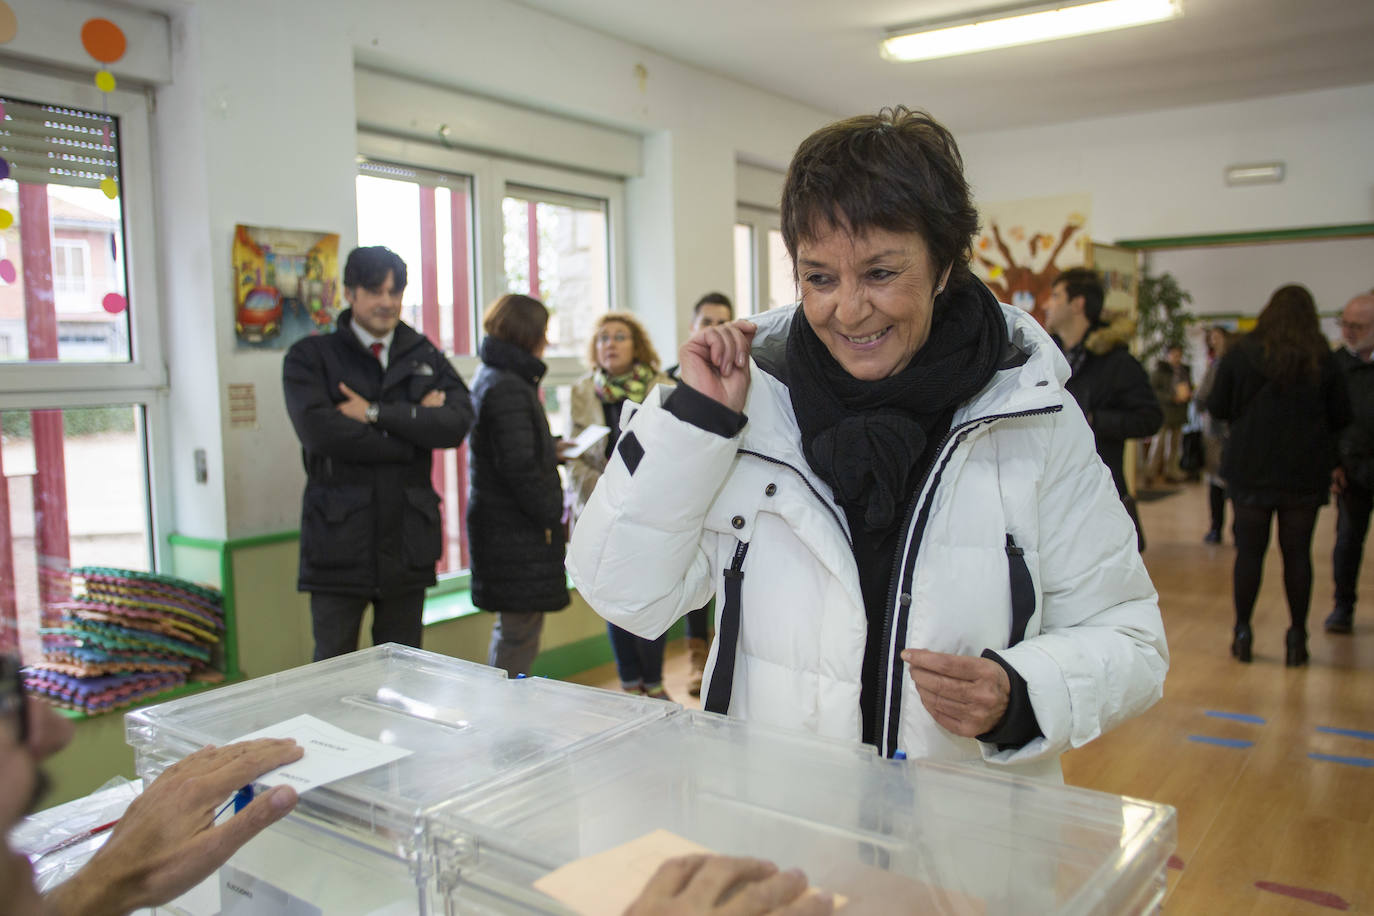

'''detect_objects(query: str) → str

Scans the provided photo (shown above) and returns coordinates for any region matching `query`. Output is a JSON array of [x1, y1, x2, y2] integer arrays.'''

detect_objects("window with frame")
[[355, 143, 624, 584], [735, 207, 795, 315], [52, 238, 90, 295], [0, 72, 165, 665]]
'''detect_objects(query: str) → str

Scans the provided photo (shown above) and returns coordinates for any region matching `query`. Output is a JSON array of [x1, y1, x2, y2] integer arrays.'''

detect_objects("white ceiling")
[[513, 0, 1374, 133]]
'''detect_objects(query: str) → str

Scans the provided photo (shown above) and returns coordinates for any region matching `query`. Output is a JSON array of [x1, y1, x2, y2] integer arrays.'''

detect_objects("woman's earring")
[[935, 284, 944, 294]]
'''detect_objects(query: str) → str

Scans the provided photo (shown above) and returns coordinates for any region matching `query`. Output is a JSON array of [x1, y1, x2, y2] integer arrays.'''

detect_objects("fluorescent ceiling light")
[[882, 0, 1182, 62], [1225, 162, 1284, 186]]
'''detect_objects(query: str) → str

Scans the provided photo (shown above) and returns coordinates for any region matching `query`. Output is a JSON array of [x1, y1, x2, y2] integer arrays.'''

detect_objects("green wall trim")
[[54, 675, 243, 721], [529, 617, 686, 681], [1116, 223, 1374, 250]]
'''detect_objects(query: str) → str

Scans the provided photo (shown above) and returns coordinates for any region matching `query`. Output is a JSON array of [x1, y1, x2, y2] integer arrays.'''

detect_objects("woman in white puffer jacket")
[[568, 107, 1167, 781]]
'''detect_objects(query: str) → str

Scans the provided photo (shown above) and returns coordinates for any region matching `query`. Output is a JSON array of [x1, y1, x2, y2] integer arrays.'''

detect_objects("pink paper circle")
[[0, 259, 15, 284], [102, 292, 127, 314]]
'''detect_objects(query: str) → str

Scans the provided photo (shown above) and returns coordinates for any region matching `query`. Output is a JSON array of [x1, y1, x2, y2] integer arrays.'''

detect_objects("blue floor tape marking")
[[1308, 752, 1374, 768], [1316, 726, 1374, 742], [1206, 711, 1266, 725], [1188, 735, 1254, 749]]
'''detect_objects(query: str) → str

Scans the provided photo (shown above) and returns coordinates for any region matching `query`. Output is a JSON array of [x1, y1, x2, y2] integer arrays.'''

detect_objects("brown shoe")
[[686, 637, 708, 697]]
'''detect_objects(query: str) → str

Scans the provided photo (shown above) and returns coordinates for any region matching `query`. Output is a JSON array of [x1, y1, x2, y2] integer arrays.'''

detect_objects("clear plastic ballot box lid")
[[427, 711, 1177, 916], [124, 644, 673, 853]]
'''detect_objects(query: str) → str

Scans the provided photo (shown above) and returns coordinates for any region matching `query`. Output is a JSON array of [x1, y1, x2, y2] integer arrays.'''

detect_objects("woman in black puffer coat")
[[468, 294, 570, 675], [1208, 285, 1349, 667]]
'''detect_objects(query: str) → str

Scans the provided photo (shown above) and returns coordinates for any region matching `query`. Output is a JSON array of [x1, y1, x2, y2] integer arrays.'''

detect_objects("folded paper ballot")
[[533, 829, 845, 915], [231, 714, 413, 794], [561, 424, 611, 460]]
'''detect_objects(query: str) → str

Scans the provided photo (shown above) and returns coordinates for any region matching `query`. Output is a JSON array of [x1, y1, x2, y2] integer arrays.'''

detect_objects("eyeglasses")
[[1341, 321, 1370, 332], [1, 654, 27, 746], [596, 332, 631, 345]]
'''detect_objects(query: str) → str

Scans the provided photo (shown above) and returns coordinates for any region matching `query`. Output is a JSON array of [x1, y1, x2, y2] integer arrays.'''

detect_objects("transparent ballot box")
[[429, 711, 1177, 915], [124, 644, 672, 915]]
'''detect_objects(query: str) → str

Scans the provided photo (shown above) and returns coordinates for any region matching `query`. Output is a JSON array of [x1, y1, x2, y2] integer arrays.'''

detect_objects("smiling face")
[[797, 225, 948, 381], [595, 319, 636, 376], [345, 270, 402, 338]]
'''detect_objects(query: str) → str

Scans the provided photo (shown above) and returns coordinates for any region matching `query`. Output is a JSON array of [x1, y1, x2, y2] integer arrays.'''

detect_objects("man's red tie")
[[369, 342, 384, 361]]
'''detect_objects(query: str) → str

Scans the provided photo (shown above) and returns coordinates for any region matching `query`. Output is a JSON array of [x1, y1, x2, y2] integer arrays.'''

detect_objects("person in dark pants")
[[1043, 267, 1162, 552], [1207, 284, 1349, 667], [468, 294, 571, 675], [1328, 293, 1374, 634], [667, 292, 734, 695], [283, 246, 473, 660], [1194, 326, 1235, 543]]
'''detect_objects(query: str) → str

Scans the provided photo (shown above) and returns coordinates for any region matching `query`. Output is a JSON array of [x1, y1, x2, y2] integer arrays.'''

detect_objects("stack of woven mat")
[[24, 567, 225, 714]]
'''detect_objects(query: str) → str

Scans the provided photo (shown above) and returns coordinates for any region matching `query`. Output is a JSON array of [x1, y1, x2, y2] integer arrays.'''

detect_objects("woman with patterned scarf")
[[569, 312, 674, 698]]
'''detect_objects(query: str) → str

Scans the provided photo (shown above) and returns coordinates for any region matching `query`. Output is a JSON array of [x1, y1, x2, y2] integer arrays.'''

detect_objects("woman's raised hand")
[[679, 320, 757, 414]]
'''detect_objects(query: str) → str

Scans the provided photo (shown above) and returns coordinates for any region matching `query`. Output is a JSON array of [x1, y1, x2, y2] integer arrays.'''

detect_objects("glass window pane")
[[0, 94, 130, 364], [355, 163, 475, 355], [502, 187, 610, 359], [734, 224, 755, 316], [355, 162, 476, 577], [767, 229, 794, 311], [0, 405, 151, 664]]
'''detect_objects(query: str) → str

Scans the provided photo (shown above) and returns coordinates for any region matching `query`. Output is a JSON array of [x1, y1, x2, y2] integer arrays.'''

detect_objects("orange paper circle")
[[99, 178, 118, 199], [0, 2, 18, 45], [81, 18, 127, 64], [0, 209, 12, 230], [95, 70, 116, 92]]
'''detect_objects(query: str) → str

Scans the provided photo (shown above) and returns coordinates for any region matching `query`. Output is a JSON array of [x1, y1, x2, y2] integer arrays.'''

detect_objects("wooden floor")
[[568, 481, 1374, 913]]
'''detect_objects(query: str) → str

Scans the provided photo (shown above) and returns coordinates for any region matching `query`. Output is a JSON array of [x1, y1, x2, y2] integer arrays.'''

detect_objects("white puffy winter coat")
[[568, 304, 1168, 781]]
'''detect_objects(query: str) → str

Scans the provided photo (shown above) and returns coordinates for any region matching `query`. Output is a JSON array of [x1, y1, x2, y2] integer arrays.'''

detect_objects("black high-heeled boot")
[[1285, 628, 1309, 667], [1231, 623, 1253, 663]]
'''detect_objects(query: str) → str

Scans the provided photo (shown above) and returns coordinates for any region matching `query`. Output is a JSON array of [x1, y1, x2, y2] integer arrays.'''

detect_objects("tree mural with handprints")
[[974, 215, 1086, 326]]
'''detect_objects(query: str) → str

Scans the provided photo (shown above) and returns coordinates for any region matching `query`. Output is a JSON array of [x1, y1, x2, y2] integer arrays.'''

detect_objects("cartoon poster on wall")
[[233, 225, 339, 350], [971, 193, 1092, 325]]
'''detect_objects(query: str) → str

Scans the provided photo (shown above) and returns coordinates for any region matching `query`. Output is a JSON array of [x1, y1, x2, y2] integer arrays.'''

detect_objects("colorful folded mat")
[[24, 567, 225, 715]]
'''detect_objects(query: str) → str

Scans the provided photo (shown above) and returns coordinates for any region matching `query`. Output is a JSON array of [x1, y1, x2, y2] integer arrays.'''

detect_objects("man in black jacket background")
[[1329, 292, 1374, 634], [1043, 268, 1162, 550], [283, 246, 473, 660]]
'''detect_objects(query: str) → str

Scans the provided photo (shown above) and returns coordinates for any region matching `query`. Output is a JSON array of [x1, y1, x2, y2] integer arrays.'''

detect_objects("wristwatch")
[[364, 402, 380, 424]]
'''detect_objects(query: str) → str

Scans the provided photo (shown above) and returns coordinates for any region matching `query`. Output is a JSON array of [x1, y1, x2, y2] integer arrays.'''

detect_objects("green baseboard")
[[530, 617, 687, 681]]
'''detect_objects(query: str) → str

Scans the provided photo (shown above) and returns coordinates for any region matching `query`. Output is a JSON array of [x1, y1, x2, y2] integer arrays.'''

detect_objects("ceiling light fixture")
[[881, 0, 1182, 63], [1224, 162, 1285, 186]]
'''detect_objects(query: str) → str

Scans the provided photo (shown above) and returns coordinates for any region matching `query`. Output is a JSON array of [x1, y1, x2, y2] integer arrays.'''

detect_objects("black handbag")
[[1179, 428, 1204, 472]]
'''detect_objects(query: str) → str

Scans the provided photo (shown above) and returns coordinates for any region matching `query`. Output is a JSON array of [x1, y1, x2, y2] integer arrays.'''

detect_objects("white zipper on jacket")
[[877, 404, 1064, 759]]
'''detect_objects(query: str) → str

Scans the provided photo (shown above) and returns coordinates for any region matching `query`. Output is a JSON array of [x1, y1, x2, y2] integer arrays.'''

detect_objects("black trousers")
[[685, 604, 710, 640], [310, 590, 425, 661], [1231, 502, 1320, 631], [1333, 478, 1374, 611]]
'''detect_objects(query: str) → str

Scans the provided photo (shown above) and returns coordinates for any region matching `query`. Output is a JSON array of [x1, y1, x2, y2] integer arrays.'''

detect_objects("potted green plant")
[[1135, 267, 1195, 364]]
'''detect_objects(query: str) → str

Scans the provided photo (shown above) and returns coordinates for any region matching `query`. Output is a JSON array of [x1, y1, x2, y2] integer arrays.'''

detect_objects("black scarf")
[[787, 280, 1006, 531]]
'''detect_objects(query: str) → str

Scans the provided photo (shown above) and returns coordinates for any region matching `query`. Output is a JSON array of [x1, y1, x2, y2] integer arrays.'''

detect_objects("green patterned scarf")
[[594, 362, 657, 404]]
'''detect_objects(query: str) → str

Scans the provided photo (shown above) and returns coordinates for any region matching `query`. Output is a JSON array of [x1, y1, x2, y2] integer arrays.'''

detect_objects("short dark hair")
[[693, 292, 733, 318], [483, 294, 549, 353], [1054, 267, 1105, 324], [781, 106, 979, 292], [343, 246, 407, 293]]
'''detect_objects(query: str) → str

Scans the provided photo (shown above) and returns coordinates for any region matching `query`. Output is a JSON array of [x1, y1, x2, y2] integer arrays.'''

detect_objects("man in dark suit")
[[283, 246, 473, 659], [1328, 292, 1374, 633]]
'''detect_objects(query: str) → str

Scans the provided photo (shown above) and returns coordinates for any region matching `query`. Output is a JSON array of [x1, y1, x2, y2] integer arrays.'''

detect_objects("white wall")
[[959, 82, 1374, 243], [146, 0, 836, 538]]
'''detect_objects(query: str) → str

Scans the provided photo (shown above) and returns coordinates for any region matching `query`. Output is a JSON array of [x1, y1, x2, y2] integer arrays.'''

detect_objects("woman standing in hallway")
[[1208, 285, 1349, 666], [569, 312, 674, 698], [468, 294, 570, 676]]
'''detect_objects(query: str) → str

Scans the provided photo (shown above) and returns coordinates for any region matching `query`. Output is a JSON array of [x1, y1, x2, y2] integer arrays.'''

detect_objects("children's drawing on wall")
[[972, 193, 1092, 325], [233, 224, 339, 350]]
